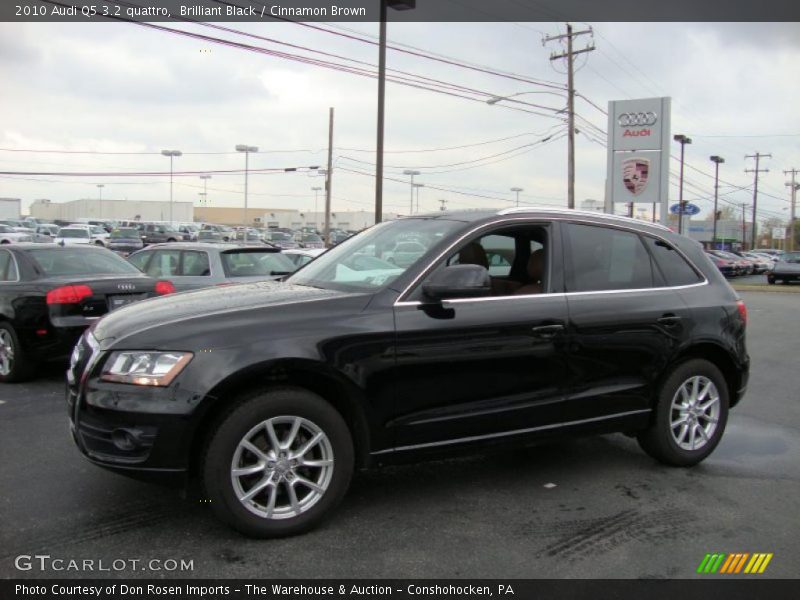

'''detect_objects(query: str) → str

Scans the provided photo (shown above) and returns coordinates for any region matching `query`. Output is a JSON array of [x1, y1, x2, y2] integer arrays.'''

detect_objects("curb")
[[732, 284, 800, 294]]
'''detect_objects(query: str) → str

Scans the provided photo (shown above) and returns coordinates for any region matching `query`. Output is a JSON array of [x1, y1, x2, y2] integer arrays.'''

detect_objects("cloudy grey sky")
[[0, 20, 798, 223]]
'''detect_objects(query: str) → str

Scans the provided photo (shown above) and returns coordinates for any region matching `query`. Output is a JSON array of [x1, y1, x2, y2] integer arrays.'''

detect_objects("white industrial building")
[[29, 198, 194, 223], [0, 198, 22, 219]]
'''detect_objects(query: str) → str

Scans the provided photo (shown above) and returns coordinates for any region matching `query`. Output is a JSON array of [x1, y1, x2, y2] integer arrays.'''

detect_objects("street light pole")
[[375, 0, 417, 225], [413, 183, 424, 213], [673, 135, 692, 235], [710, 156, 724, 249], [96, 184, 104, 218], [510, 187, 523, 207], [403, 169, 421, 214], [161, 150, 182, 225], [199, 174, 211, 206], [235, 145, 258, 242]]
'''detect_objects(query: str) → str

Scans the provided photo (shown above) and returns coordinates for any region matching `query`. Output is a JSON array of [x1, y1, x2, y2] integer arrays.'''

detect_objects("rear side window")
[[27, 248, 140, 276], [128, 251, 151, 272], [181, 251, 211, 276], [0, 250, 18, 281], [643, 237, 702, 287], [565, 223, 654, 292], [221, 251, 295, 277], [146, 250, 180, 278]]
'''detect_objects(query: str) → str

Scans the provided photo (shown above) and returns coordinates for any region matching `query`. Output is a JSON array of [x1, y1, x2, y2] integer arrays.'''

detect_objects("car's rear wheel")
[[203, 387, 354, 538], [0, 323, 36, 383], [767, 274, 775, 284], [637, 359, 728, 466]]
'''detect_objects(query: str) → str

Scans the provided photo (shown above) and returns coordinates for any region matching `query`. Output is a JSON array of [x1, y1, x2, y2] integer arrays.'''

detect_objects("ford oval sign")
[[670, 202, 701, 216]]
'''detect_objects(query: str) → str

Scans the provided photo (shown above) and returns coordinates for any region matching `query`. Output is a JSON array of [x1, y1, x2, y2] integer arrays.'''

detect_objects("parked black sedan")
[[767, 251, 800, 284], [0, 244, 175, 382]]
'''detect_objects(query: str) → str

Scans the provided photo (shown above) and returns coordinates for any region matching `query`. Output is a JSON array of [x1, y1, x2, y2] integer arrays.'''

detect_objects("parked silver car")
[[127, 243, 296, 291]]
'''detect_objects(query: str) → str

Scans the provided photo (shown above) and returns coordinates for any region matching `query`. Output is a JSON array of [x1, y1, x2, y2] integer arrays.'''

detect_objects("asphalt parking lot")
[[1, 291, 798, 580]]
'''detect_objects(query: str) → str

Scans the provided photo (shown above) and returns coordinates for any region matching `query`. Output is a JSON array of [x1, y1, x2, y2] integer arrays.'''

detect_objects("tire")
[[767, 275, 775, 284], [202, 387, 354, 538], [167, 238, 176, 243], [0, 322, 36, 383], [95, 240, 104, 246], [637, 359, 729, 467]]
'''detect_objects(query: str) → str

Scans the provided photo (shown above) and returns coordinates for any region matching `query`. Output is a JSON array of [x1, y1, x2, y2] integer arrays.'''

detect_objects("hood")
[[773, 261, 800, 273], [92, 280, 353, 345]]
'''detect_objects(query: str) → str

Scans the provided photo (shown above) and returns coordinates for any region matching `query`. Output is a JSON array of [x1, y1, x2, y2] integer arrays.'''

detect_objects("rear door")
[[562, 222, 693, 419]]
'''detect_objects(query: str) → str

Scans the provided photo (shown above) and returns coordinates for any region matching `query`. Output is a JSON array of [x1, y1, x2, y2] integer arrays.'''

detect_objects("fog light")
[[111, 428, 139, 451]]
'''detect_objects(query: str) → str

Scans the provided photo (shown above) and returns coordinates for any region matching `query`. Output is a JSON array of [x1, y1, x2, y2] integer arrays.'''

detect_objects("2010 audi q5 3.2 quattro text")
[[67, 208, 749, 538]]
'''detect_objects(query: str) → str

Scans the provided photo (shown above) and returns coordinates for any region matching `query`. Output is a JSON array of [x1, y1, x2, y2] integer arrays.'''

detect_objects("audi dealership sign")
[[605, 97, 671, 222]]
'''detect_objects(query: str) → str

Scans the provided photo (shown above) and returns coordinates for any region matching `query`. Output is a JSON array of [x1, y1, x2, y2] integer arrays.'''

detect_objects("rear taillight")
[[736, 299, 747, 326], [46, 285, 93, 305], [155, 280, 176, 295]]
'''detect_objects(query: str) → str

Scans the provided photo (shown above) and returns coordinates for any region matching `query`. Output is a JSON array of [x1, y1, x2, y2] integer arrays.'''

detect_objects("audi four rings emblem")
[[618, 111, 658, 127], [117, 283, 135, 291]]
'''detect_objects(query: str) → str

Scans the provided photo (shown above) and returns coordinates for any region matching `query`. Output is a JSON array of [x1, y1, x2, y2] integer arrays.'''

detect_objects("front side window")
[[565, 223, 654, 292], [442, 226, 548, 297]]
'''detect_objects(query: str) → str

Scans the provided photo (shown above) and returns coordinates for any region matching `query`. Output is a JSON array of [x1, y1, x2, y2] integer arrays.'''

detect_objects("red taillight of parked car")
[[46, 285, 93, 305], [736, 299, 747, 326], [155, 280, 176, 295]]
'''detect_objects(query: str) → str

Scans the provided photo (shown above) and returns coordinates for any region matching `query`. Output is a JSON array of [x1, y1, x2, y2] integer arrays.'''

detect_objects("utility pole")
[[673, 134, 692, 235], [438, 198, 448, 212], [786, 168, 799, 252], [510, 187, 523, 207], [739, 203, 749, 250], [745, 152, 771, 251], [710, 156, 724, 249], [403, 170, 420, 214], [325, 107, 334, 246], [544, 24, 594, 210]]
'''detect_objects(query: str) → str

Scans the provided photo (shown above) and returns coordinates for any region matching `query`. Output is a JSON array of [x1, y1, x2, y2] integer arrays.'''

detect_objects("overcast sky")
[[0, 20, 798, 223]]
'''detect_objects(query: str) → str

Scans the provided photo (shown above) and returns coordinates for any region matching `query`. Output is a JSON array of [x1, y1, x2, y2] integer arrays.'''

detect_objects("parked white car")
[[54, 226, 106, 246], [69, 224, 109, 246], [0, 224, 33, 244]]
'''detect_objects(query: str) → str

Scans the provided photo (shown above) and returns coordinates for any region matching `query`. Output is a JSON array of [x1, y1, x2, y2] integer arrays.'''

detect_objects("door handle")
[[531, 324, 565, 338], [657, 315, 682, 326]]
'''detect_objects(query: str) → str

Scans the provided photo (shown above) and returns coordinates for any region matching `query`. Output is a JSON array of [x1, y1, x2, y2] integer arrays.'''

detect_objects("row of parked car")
[[704, 248, 784, 278]]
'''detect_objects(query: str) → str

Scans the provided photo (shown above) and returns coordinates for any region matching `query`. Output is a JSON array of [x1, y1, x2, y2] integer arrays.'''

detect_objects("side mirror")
[[422, 264, 491, 301]]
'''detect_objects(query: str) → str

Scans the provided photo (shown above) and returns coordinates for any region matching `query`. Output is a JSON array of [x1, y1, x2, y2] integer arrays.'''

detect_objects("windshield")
[[111, 228, 140, 238], [781, 252, 800, 263], [29, 248, 142, 276], [268, 232, 292, 241], [58, 228, 89, 238], [221, 250, 296, 277], [303, 234, 323, 242], [286, 218, 463, 292]]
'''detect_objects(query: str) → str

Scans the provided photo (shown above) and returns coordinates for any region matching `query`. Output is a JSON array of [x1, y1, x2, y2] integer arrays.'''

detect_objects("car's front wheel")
[[637, 359, 729, 467], [203, 387, 354, 538]]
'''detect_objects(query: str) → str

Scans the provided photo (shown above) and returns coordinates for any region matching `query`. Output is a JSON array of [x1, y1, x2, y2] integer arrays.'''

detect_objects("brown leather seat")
[[515, 250, 545, 295], [458, 242, 489, 269]]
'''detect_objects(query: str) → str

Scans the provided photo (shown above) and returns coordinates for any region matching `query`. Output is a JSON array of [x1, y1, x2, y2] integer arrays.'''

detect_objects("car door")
[[143, 249, 183, 287], [389, 221, 570, 449], [561, 222, 693, 420], [178, 250, 213, 289]]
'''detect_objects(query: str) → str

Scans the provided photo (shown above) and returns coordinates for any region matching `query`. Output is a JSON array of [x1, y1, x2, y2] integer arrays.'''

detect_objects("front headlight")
[[100, 351, 193, 386]]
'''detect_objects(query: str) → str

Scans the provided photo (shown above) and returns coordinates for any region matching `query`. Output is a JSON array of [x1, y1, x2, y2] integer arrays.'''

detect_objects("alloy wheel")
[[0, 329, 15, 376], [669, 375, 720, 451], [230, 416, 334, 520]]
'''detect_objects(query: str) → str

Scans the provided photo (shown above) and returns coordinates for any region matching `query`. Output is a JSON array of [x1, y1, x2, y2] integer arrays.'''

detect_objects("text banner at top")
[[3, 0, 800, 23]]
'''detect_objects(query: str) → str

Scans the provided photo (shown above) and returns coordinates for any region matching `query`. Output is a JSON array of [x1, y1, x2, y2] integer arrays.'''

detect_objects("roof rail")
[[497, 205, 670, 231]]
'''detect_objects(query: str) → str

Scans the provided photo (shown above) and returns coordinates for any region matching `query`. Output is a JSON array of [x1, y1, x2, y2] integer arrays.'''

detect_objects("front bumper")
[[67, 334, 202, 480]]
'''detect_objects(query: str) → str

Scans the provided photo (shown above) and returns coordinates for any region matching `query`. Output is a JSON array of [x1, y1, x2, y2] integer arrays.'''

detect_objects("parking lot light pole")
[[161, 150, 182, 225], [510, 187, 524, 207], [413, 183, 425, 213], [403, 169, 421, 214], [236, 145, 259, 241], [96, 184, 104, 218], [673, 135, 692, 235], [199, 174, 211, 207], [710, 156, 724, 249]]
